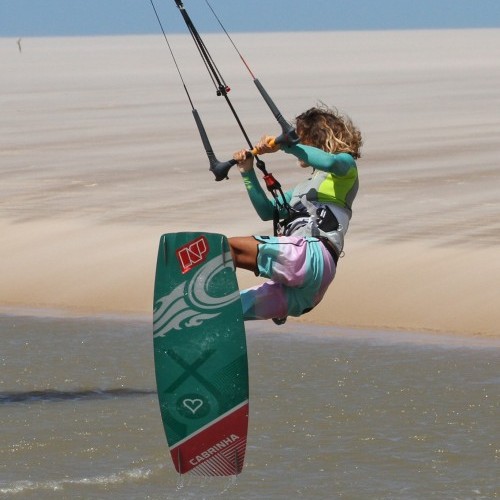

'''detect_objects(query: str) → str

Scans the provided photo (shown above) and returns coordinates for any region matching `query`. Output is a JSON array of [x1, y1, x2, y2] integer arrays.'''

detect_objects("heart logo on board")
[[183, 398, 204, 415]]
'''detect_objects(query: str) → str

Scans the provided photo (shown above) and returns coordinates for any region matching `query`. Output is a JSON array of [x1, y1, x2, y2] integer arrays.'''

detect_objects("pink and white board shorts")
[[240, 235, 336, 320]]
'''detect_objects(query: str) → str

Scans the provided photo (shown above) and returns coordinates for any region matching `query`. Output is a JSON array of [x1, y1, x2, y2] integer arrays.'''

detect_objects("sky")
[[1, 0, 500, 37]]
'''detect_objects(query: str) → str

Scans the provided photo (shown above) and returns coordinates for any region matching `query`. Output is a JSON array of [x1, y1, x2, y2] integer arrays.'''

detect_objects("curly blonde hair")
[[295, 104, 363, 159]]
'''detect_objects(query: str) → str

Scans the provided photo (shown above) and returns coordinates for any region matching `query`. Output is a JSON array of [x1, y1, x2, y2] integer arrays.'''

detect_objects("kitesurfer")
[[229, 104, 362, 323]]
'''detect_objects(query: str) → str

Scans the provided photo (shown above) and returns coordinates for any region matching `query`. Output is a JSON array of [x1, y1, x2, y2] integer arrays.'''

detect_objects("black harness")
[[281, 204, 340, 264]]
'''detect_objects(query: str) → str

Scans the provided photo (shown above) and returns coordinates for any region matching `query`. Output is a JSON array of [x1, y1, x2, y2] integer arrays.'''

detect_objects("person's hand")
[[233, 149, 254, 173], [253, 135, 280, 155]]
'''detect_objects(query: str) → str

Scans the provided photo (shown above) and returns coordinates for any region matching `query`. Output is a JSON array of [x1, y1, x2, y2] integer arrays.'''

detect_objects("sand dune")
[[1, 30, 499, 337]]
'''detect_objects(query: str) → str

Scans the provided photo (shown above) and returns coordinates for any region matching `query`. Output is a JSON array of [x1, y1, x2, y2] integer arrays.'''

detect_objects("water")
[[0, 313, 498, 499]]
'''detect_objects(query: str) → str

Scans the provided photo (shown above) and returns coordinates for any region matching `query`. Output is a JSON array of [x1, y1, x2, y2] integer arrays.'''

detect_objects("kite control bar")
[[174, 0, 298, 180]]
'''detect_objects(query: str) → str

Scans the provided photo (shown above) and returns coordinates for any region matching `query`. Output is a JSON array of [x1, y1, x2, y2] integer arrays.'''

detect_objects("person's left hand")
[[233, 149, 254, 173]]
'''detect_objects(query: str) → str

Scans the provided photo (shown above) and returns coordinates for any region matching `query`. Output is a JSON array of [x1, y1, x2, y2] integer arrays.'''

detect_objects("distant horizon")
[[1, 0, 500, 38], [3, 26, 500, 40]]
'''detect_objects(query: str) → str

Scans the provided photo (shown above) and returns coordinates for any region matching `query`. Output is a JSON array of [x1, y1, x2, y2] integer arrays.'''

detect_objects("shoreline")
[[2, 305, 499, 349]]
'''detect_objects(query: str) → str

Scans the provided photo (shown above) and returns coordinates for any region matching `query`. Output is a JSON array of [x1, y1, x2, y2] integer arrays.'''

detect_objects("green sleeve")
[[281, 143, 355, 176], [240, 169, 291, 221]]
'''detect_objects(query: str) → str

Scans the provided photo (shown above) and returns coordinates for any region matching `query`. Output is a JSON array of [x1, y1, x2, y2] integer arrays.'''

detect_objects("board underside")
[[153, 232, 249, 476]]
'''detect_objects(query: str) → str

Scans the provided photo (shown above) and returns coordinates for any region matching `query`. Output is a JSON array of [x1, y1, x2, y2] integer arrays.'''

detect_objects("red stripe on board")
[[170, 402, 249, 475]]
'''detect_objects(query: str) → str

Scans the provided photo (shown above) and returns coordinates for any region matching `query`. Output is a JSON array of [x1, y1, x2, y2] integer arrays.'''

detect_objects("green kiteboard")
[[153, 232, 249, 476]]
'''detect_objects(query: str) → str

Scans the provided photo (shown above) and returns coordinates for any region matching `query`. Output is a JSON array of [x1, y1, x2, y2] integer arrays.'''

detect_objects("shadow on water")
[[0, 388, 157, 404]]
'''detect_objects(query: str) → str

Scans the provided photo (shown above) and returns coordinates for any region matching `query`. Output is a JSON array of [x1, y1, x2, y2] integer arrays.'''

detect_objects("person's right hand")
[[253, 135, 280, 155]]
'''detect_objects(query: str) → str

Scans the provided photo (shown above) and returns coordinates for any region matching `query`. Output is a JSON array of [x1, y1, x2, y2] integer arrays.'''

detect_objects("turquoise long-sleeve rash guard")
[[241, 143, 359, 229]]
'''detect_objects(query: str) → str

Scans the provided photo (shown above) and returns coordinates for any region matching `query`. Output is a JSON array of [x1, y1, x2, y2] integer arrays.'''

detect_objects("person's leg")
[[240, 281, 289, 320], [228, 236, 259, 273], [242, 236, 336, 319]]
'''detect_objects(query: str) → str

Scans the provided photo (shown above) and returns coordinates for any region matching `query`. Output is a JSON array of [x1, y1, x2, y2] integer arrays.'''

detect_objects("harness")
[[281, 204, 340, 236]]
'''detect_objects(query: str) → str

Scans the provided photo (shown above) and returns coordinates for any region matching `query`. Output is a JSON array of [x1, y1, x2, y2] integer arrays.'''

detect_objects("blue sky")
[[1, 0, 500, 37]]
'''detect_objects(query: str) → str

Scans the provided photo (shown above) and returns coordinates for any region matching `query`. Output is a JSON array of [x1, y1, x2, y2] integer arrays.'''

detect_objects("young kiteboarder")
[[229, 104, 362, 323]]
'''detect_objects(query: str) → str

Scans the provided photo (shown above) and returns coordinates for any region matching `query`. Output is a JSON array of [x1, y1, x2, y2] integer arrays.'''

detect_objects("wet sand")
[[1, 30, 499, 338]]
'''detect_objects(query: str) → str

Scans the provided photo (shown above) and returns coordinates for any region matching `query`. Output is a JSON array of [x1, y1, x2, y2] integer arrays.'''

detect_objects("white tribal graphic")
[[153, 252, 239, 338]]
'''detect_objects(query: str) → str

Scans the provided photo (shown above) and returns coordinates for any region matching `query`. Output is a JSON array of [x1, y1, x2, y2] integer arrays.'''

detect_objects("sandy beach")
[[1, 30, 499, 338]]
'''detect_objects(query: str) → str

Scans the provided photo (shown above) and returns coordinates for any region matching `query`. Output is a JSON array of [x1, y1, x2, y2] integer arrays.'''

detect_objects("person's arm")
[[281, 143, 356, 176], [241, 169, 293, 221], [240, 169, 276, 221], [233, 148, 277, 221]]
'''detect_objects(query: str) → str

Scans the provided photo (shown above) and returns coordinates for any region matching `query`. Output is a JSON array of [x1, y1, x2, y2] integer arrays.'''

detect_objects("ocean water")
[[0, 314, 498, 499]]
